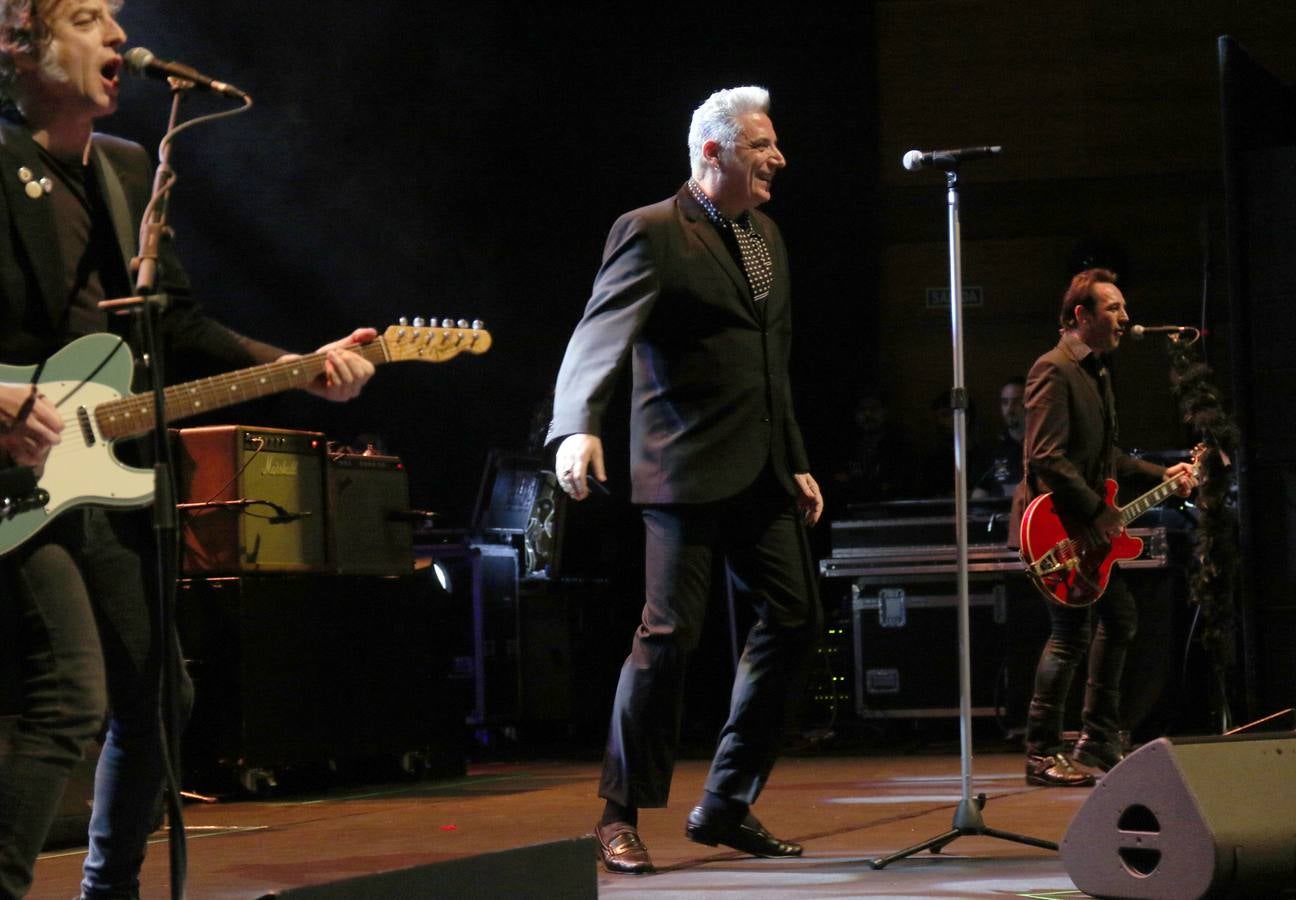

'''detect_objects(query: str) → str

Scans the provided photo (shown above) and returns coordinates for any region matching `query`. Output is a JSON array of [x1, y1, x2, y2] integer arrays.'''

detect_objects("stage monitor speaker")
[[1061, 732, 1296, 899], [258, 836, 595, 899], [177, 426, 328, 574], [328, 452, 414, 576]]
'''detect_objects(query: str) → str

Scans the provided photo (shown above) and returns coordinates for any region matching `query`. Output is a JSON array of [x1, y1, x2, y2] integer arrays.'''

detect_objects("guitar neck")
[[1118, 469, 1189, 527], [94, 340, 391, 441]]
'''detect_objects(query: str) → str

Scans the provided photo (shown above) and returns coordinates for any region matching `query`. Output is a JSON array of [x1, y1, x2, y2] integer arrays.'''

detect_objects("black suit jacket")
[[1008, 332, 1163, 544], [0, 116, 280, 373], [548, 184, 809, 505]]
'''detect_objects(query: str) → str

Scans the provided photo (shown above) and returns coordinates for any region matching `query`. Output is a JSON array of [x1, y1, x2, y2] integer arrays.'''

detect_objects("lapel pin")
[[24, 181, 42, 199], [39, 177, 52, 194], [17, 166, 32, 183]]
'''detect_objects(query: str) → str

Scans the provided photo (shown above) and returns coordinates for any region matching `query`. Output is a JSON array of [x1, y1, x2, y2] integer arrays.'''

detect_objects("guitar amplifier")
[[329, 452, 414, 576], [177, 426, 329, 574]]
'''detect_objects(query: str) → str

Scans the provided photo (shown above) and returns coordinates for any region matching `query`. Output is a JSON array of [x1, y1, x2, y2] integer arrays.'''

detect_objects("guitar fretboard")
[[1119, 463, 1198, 526], [94, 340, 391, 440]]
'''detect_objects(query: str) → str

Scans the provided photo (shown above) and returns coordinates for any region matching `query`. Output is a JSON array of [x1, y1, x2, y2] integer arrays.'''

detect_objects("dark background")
[[102, 3, 1296, 723]]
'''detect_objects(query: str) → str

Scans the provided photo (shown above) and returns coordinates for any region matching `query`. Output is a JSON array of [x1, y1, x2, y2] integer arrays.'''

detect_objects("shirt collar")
[[686, 178, 751, 230], [1060, 330, 1097, 363]]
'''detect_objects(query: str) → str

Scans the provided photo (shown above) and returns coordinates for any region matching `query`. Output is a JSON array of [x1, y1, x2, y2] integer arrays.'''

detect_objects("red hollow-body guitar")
[[1019, 448, 1201, 608]]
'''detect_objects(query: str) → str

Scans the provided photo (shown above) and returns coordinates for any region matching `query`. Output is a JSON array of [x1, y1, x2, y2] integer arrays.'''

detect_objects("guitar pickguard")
[[0, 335, 152, 554]]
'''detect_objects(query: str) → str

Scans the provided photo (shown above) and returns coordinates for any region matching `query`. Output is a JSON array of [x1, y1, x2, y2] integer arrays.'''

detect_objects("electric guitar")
[[1019, 445, 1202, 607], [0, 320, 491, 555]]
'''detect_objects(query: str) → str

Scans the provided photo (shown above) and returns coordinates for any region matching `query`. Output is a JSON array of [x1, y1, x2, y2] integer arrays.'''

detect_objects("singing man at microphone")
[[0, 3, 375, 896], [1008, 268, 1197, 787]]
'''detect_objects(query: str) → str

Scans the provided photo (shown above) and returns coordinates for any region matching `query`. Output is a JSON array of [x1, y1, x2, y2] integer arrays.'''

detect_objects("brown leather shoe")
[[594, 821, 654, 874], [685, 806, 803, 857], [1025, 753, 1096, 787]]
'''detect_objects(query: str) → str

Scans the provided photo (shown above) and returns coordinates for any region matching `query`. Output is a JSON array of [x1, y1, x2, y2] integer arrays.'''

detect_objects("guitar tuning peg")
[[456, 319, 469, 329], [412, 317, 426, 328], [472, 319, 484, 330], [440, 318, 454, 328], [398, 316, 408, 326]]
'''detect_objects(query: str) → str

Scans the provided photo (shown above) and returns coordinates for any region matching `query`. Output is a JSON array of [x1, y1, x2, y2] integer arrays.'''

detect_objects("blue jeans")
[[0, 509, 190, 899]]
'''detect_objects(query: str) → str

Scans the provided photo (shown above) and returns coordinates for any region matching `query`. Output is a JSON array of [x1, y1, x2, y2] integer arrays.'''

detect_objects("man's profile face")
[[1075, 282, 1129, 354], [712, 111, 786, 213], [17, 0, 126, 125]]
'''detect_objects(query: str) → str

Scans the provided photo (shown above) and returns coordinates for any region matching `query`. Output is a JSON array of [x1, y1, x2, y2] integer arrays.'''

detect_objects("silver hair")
[[687, 85, 770, 180]]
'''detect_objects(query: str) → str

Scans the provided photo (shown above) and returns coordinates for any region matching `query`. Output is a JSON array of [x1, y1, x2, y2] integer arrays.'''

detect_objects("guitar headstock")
[[1191, 441, 1207, 475], [381, 318, 492, 362]]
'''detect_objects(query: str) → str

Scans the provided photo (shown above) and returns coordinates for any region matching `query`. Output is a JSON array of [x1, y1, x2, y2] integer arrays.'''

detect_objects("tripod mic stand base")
[[868, 794, 1058, 870]]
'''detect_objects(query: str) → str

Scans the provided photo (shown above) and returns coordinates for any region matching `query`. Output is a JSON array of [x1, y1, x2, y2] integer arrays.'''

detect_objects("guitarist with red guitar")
[[1008, 268, 1197, 788]]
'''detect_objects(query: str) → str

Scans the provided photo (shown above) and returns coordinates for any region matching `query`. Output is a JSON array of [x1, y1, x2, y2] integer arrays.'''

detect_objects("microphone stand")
[[871, 163, 1056, 869], [102, 82, 189, 900]]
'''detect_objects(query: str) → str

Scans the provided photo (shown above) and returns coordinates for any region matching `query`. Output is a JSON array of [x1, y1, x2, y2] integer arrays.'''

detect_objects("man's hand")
[[1086, 503, 1124, 547], [281, 327, 378, 402], [0, 385, 62, 476], [555, 433, 605, 501], [794, 472, 824, 526], [1164, 461, 1198, 498]]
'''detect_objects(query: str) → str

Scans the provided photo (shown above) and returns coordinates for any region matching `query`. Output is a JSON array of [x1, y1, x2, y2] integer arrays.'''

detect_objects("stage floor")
[[30, 752, 1093, 898]]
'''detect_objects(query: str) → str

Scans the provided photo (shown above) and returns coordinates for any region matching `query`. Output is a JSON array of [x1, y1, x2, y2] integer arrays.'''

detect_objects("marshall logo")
[[261, 456, 299, 477]]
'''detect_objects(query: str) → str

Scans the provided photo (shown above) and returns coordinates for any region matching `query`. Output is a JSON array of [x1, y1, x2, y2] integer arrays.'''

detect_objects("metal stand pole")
[[871, 167, 1056, 869]]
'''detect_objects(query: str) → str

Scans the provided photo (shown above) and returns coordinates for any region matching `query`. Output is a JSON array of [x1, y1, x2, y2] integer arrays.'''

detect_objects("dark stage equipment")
[[1062, 732, 1296, 899], [257, 837, 595, 899], [1219, 36, 1296, 718], [176, 426, 330, 574], [176, 573, 466, 791], [824, 499, 1182, 725], [415, 541, 519, 735], [471, 449, 566, 579], [327, 451, 415, 576]]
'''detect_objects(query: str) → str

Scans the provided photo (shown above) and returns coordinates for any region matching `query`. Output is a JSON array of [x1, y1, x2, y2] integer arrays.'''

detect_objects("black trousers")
[[598, 478, 821, 809], [0, 509, 192, 899], [1025, 574, 1137, 757]]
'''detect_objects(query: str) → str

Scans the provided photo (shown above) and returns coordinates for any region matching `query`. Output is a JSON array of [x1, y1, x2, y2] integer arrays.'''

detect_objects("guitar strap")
[[87, 139, 139, 348], [88, 138, 139, 278]]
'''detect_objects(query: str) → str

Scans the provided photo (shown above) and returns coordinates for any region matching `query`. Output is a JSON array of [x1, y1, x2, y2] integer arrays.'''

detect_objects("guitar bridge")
[[1027, 539, 1081, 580], [77, 406, 95, 447]]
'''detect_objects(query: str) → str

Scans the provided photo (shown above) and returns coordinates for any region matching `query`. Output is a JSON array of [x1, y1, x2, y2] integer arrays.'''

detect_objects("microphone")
[[903, 145, 1003, 171], [122, 47, 248, 100], [1130, 324, 1198, 339]]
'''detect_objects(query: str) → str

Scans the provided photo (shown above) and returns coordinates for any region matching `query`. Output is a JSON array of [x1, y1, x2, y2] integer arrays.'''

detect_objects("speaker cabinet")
[[177, 426, 328, 574], [328, 453, 413, 576], [1062, 732, 1296, 899], [178, 574, 465, 782]]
